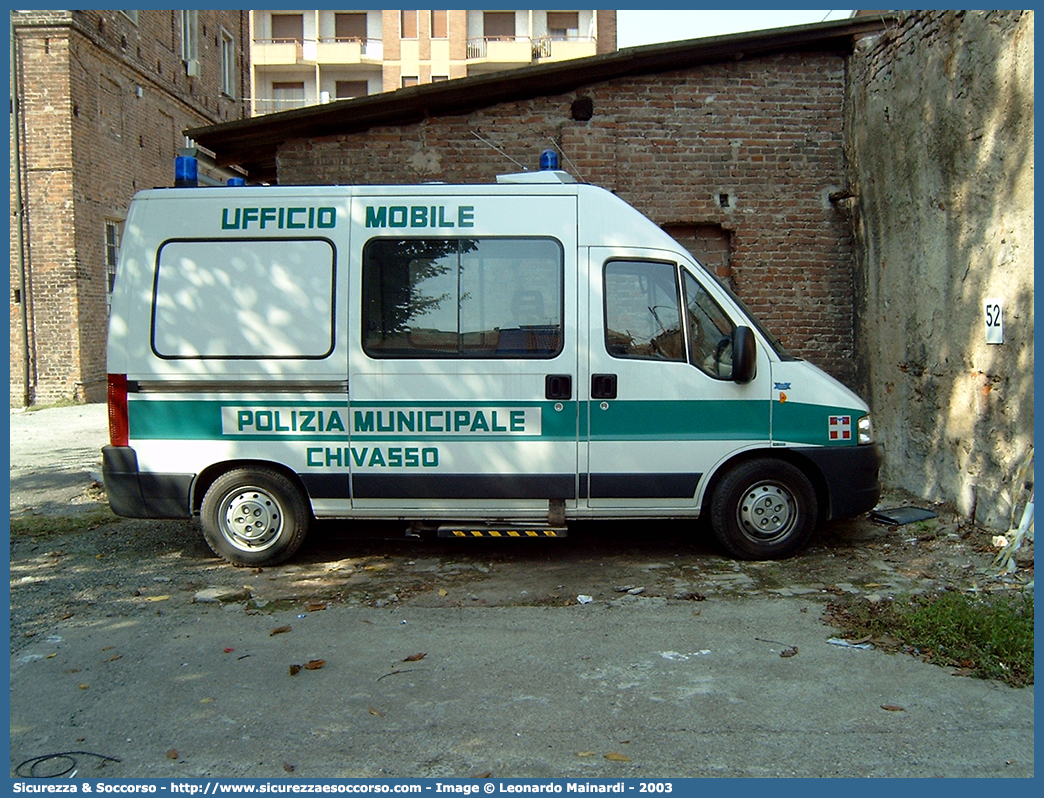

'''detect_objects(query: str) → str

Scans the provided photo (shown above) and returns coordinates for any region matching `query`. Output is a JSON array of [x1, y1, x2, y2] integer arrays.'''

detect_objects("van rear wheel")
[[201, 467, 309, 567], [710, 459, 816, 560]]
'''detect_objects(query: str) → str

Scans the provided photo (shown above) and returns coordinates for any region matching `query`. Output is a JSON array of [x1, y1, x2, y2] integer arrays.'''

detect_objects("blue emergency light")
[[227, 177, 246, 186], [540, 149, 559, 170], [174, 155, 198, 188]]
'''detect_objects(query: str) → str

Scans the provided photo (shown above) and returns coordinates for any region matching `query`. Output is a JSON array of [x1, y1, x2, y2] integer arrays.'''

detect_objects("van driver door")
[[583, 248, 771, 512]]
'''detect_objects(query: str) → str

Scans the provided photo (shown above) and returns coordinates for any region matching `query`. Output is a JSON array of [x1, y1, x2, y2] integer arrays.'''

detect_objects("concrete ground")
[[9, 597, 1035, 779], [9, 402, 109, 515]]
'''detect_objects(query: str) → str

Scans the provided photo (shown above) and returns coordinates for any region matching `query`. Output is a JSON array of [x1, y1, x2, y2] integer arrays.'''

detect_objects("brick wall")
[[595, 10, 617, 54], [10, 10, 249, 406], [381, 10, 401, 91], [278, 51, 855, 382], [448, 10, 469, 69], [10, 25, 77, 407]]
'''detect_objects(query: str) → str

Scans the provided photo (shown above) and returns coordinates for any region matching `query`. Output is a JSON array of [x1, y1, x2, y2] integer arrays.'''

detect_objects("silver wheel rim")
[[737, 481, 797, 543], [219, 487, 283, 553]]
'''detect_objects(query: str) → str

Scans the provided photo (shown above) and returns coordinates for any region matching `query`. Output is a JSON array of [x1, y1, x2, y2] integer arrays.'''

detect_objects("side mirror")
[[732, 326, 757, 384]]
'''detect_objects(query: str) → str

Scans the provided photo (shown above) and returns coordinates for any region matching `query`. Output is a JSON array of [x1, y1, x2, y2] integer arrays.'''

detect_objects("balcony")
[[466, 37, 535, 74], [253, 38, 305, 66], [532, 36, 599, 63], [250, 96, 310, 117], [315, 37, 383, 65]]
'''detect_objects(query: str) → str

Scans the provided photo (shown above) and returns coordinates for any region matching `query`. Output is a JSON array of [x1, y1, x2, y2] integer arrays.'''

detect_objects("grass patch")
[[9, 507, 119, 538], [825, 590, 1034, 687], [23, 397, 82, 412]]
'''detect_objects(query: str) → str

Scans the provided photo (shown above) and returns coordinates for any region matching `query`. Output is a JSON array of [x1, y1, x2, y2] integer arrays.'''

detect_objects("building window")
[[431, 75, 449, 83], [483, 12, 515, 40], [272, 81, 305, 113], [105, 220, 122, 305], [547, 11, 580, 40], [120, 10, 139, 25], [181, 9, 199, 77], [401, 76, 419, 88], [430, 10, 447, 39], [180, 10, 198, 65], [271, 13, 303, 43], [220, 28, 235, 97], [335, 12, 367, 42], [100, 75, 123, 139], [400, 10, 418, 39], [335, 80, 368, 99]]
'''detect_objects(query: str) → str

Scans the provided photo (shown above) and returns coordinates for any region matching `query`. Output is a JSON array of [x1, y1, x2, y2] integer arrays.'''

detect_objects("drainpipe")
[[11, 21, 32, 408]]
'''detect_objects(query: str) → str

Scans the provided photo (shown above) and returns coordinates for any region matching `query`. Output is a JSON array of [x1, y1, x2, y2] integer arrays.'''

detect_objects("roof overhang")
[[188, 15, 893, 183]]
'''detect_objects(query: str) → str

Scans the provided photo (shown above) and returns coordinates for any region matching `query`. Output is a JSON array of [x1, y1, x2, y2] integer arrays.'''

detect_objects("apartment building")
[[249, 9, 617, 115]]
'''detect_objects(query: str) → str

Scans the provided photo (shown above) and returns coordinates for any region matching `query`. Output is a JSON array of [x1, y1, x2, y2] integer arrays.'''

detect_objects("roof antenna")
[[471, 131, 528, 170], [547, 138, 586, 183]]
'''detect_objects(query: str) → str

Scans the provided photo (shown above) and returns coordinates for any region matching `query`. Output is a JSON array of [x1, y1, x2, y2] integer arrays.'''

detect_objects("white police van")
[[103, 156, 881, 566]]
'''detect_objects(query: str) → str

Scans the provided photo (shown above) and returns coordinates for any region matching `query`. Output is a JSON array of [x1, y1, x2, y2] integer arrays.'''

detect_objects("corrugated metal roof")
[[188, 16, 892, 183]]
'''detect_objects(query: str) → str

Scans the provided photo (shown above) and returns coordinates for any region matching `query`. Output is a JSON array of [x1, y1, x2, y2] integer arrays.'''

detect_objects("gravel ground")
[[9, 404, 1034, 654]]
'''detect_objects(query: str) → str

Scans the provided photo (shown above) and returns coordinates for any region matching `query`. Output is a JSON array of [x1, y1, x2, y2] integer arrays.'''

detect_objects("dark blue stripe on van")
[[302, 473, 702, 501], [352, 473, 576, 500], [300, 473, 349, 500]]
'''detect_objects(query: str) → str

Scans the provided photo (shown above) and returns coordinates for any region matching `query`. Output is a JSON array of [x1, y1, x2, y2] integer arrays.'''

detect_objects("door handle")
[[545, 374, 572, 401], [591, 373, 617, 400]]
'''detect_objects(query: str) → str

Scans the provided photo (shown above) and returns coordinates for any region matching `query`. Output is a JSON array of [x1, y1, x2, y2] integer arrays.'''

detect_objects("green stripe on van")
[[589, 400, 770, 441], [129, 400, 224, 439], [589, 399, 864, 445], [126, 397, 862, 446], [127, 400, 575, 441], [128, 400, 346, 440], [773, 401, 865, 446]]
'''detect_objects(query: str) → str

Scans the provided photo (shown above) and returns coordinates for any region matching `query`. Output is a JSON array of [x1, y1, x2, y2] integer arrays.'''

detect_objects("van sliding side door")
[[347, 192, 580, 516]]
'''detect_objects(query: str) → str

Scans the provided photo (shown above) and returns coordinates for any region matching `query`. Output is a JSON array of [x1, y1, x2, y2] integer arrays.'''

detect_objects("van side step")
[[437, 525, 568, 539]]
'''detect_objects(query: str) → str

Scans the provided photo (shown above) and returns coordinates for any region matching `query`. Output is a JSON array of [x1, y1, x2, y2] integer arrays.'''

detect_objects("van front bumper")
[[102, 446, 194, 519], [795, 443, 883, 521]]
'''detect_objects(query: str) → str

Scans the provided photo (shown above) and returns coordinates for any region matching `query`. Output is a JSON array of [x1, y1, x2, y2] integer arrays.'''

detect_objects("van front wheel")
[[201, 467, 309, 567], [710, 459, 816, 560]]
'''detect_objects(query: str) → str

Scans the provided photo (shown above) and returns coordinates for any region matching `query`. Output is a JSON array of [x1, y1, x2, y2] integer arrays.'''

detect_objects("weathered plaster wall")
[[848, 10, 1033, 528]]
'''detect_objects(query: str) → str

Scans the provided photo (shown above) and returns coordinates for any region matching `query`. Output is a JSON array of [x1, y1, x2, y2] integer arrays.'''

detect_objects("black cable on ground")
[[15, 751, 122, 778]]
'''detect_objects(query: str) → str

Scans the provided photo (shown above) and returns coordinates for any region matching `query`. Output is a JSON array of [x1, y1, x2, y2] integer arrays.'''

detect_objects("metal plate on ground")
[[869, 507, 938, 525]]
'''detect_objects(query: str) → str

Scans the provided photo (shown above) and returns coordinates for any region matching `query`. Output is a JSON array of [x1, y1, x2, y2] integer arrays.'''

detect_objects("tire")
[[200, 467, 309, 567], [709, 458, 817, 560]]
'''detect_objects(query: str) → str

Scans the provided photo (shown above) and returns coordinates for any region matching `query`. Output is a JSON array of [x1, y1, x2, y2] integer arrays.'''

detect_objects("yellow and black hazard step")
[[436, 525, 568, 539]]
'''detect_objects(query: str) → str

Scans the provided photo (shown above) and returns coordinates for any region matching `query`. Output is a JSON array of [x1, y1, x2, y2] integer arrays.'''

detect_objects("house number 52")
[[985, 298, 1004, 345]]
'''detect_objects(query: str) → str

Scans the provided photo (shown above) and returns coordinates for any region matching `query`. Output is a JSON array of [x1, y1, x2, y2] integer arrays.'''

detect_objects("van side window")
[[362, 238, 563, 358], [603, 260, 685, 362], [683, 270, 736, 379], [152, 238, 336, 360]]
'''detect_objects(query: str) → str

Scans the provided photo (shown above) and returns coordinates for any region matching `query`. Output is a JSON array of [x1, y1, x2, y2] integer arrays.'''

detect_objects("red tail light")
[[107, 373, 129, 446]]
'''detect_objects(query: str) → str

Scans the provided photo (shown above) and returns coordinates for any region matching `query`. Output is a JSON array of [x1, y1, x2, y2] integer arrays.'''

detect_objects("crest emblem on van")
[[828, 415, 852, 441]]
